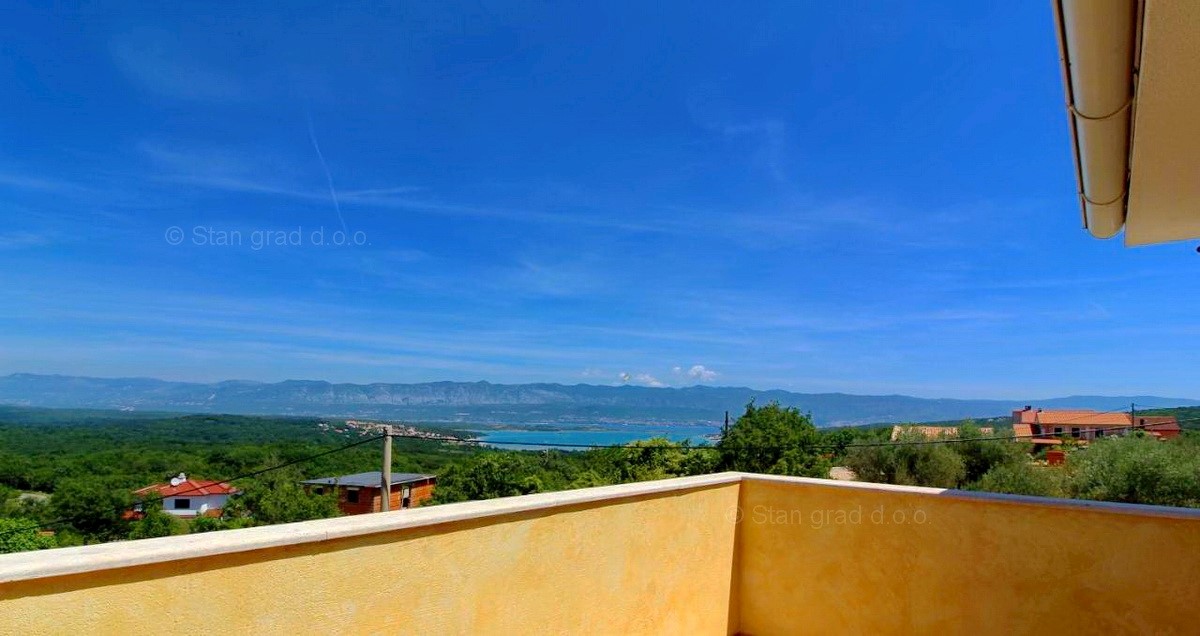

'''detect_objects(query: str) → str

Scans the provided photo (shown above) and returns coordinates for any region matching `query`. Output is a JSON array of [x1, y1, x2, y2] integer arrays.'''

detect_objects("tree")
[[604, 438, 718, 484], [0, 517, 55, 554], [189, 514, 253, 533], [953, 423, 1029, 484], [128, 506, 186, 540], [0, 490, 53, 525], [222, 469, 340, 525], [50, 477, 134, 542], [432, 453, 545, 504], [975, 462, 1066, 498], [717, 401, 830, 477], [821, 428, 858, 462], [1068, 434, 1200, 508], [188, 515, 225, 533], [845, 430, 966, 488]]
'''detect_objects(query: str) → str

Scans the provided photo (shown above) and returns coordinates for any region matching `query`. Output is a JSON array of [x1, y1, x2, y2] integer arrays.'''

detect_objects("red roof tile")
[[1137, 416, 1181, 432], [1035, 410, 1132, 426], [134, 479, 238, 498]]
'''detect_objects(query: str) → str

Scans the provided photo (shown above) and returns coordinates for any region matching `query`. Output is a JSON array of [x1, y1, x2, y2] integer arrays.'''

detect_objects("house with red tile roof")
[[133, 473, 239, 518], [1134, 416, 1183, 439], [1011, 407, 1180, 447]]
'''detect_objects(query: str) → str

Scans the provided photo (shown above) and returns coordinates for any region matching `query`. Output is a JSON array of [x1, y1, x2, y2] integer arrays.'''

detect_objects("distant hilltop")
[[0, 373, 1196, 427]]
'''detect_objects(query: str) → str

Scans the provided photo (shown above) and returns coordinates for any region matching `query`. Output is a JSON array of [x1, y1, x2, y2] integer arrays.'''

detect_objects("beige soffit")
[[1123, 1, 1200, 245]]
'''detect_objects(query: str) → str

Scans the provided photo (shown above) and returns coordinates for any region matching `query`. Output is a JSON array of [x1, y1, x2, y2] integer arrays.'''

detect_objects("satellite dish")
[[169, 472, 186, 487]]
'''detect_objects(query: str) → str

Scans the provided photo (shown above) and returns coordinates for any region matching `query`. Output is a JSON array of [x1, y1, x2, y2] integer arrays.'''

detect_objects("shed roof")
[[301, 472, 435, 488]]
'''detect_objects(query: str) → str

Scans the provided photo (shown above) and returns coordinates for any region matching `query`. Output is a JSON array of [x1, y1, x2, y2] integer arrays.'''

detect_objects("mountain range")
[[1, 373, 1196, 427]]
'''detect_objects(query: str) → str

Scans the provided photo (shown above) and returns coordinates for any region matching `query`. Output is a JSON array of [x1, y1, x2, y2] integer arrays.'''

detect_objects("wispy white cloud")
[[138, 142, 313, 196], [617, 372, 665, 387], [671, 364, 719, 383], [0, 172, 99, 196], [136, 141, 690, 233], [722, 119, 788, 184], [0, 283, 698, 370], [0, 231, 52, 249], [132, 139, 959, 252], [341, 186, 427, 198], [503, 256, 616, 298], [110, 31, 243, 101]]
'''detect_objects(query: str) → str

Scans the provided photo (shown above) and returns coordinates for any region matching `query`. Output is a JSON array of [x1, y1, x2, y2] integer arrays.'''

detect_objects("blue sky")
[[1, 2, 1197, 399]]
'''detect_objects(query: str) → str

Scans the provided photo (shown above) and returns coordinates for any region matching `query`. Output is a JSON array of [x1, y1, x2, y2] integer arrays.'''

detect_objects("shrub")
[[1068, 435, 1200, 508], [975, 463, 1066, 498], [0, 517, 55, 553], [845, 431, 966, 488]]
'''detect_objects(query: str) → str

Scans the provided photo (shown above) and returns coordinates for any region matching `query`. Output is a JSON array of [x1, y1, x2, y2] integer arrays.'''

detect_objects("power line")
[[0, 434, 385, 539]]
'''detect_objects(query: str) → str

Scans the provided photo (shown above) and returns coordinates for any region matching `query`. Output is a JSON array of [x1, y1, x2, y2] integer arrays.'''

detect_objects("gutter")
[[1052, 0, 1141, 239]]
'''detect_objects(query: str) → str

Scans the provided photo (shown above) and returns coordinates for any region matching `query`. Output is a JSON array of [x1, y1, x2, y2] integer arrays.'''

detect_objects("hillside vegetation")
[[2, 404, 1198, 554]]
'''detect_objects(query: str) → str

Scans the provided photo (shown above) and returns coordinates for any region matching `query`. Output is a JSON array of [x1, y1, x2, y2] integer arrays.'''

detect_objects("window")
[[314, 487, 324, 495], [173, 498, 191, 510], [1071, 427, 1081, 438], [346, 488, 360, 504], [1054, 427, 1063, 435], [402, 487, 412, 509]]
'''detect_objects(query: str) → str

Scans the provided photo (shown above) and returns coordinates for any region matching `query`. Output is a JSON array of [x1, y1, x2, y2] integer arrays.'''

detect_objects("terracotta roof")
[[1035, 410, 1132, 426], [1137, 416, 1181, 432], [134, 479, 239, 498], [1014, 408, 1124, 426]]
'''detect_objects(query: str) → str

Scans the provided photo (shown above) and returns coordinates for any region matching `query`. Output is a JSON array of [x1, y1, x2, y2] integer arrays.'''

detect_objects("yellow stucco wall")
[[0, 484, 740, 635], [7, 475, 1200, 635], [736, 478, 1200, 635]]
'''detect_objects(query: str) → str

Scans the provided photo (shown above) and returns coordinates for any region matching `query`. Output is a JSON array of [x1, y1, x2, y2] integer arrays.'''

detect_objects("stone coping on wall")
[[4, 470, 1199, 585]]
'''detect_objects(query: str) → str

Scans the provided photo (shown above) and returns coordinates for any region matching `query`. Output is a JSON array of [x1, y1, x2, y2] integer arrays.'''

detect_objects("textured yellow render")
[[736, 478, 1200, 635], [5, 474, 1200, 635], [0, 484, 740, 635]]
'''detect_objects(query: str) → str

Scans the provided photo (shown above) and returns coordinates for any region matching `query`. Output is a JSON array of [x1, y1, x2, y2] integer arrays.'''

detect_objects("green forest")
[[2, 403, 1198, 554]]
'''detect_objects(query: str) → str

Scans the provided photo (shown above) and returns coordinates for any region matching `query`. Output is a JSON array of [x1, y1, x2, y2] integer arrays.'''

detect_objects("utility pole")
[[380, 425, 393, 512], [723, 410, 730, 439], [1130, 402, 1136, 436]]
